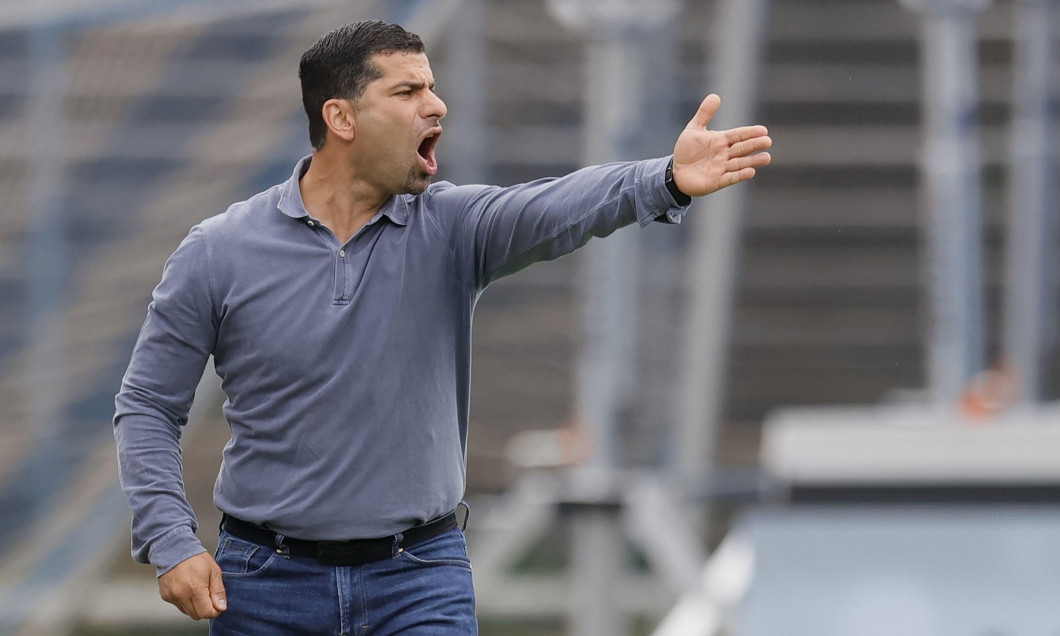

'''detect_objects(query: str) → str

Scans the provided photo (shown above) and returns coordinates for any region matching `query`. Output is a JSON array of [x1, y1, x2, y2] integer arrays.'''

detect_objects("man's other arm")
[[113, 225, 227, 619]]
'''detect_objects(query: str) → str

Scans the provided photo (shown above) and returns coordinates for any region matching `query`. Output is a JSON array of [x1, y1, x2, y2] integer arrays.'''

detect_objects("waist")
[[221, 512, 458, 566]]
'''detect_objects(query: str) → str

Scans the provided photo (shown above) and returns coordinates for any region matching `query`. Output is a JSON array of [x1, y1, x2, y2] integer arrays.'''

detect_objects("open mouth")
[[417, 129, 441, 175]]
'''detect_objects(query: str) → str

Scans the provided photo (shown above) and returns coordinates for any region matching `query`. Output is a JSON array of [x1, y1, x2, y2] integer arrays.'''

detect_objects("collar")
[[277, 155, 410, 227]]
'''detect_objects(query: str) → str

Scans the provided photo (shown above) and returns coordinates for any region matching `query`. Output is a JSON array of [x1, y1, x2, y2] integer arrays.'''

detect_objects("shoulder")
[[406, 181, 497, 220], [197, 182, 286, 239]]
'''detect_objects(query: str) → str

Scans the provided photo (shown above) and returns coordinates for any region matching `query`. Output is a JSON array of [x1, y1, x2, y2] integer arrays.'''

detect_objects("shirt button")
[[339, 250, 346, 258], [307, 220, 315, 227]]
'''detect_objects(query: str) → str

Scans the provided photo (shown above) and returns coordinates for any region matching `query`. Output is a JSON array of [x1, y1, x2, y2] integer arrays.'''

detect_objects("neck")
[[299, 146, 389, 244]]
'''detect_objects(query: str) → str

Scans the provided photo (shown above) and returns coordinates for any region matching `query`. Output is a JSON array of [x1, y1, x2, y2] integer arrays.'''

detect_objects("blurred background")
[[0, 0, 1058, 634]]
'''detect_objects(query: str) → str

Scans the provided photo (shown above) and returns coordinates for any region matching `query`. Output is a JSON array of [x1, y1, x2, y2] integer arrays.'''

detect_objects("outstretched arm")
[[428, 94, 770, 288], [672, 94, 772, 197]]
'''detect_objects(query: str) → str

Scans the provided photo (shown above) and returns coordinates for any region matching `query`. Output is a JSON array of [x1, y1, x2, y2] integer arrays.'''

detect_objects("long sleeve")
[[113, 225, 218, 576], [424, 156, 689, 289]]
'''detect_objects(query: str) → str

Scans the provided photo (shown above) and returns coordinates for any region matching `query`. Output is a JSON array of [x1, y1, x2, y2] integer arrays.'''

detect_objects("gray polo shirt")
[[114, 155, 688, 574]]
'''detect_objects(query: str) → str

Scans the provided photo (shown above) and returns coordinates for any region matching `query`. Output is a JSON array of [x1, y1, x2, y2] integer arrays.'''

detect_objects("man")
[[114, 19, 771, 636]]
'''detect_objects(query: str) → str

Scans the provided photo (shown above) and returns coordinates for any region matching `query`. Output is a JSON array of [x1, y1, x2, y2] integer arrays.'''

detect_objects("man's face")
[[352, 51, 447, 195]]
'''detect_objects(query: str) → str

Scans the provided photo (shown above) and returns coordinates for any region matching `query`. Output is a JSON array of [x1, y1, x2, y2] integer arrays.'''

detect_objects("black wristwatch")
[[665, 157, 692, 206]]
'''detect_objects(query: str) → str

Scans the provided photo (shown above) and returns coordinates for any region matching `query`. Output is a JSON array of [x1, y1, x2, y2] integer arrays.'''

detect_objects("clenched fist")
[[158, 552, 227, 620]]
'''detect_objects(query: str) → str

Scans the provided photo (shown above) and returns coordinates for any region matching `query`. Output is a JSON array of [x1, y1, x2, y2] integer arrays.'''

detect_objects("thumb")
[[209, 564, 227, 612], [686, 94, 721, 130]]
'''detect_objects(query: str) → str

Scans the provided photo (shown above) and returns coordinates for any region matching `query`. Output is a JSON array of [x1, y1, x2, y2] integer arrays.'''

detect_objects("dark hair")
[[298, 20, 425, 150]]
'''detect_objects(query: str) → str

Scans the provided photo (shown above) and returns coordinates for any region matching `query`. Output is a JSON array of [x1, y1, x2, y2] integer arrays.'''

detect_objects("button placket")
[[333, 246, 349, 305]]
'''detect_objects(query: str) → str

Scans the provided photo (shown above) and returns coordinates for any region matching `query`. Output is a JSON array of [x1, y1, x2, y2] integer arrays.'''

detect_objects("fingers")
[[725, 151, 772, 173], [686, 94, 721, 130], [729, 135, 772, 158], [210, 563, 228, 614], [723, 130, 771, 177], [724, 125, 769, 145], [159, 552, 227, 621], [727, 167, 757, 188], [190, 587, 219, 621]]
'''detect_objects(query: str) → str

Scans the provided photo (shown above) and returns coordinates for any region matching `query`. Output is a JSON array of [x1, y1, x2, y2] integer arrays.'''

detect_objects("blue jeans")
[[209, 527, 477, 635]]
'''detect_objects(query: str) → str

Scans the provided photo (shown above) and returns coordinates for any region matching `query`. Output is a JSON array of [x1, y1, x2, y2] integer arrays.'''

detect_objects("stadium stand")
[[0, 0, 1054, 633]]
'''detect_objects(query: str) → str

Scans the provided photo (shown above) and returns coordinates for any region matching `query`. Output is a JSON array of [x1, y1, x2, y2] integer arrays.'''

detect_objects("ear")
[[321, 98, 356, 143]]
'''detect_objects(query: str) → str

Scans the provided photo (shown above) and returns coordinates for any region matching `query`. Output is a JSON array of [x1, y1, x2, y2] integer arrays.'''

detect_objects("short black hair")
[[298, 20, 425, 150]]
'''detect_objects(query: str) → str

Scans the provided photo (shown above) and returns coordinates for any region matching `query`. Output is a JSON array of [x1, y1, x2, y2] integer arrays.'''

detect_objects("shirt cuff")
[[637, 155, 693, 227], [149, 525, 208, 578]]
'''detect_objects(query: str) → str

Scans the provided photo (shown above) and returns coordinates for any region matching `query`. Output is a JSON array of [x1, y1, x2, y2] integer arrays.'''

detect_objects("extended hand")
[[672, 94, 772, 197], [158, 552, 227, 620]]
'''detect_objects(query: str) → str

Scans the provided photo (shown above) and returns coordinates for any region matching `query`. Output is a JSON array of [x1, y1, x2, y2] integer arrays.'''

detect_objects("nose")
[[425, 90, 447, 121]]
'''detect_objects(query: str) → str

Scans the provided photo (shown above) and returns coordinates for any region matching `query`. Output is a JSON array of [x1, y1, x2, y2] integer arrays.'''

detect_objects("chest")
[[211, 222, 466, 380]]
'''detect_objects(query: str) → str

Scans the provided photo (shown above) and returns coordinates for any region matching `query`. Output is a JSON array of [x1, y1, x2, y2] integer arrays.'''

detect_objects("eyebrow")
[[391, 80, 435, 92]]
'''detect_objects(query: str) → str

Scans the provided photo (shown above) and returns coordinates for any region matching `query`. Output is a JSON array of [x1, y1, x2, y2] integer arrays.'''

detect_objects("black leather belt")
[[221, 512, 458, 566]]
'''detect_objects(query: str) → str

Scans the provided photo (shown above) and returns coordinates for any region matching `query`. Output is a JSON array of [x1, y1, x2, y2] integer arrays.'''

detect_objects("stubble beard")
[[403, 167, 431, 195]]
